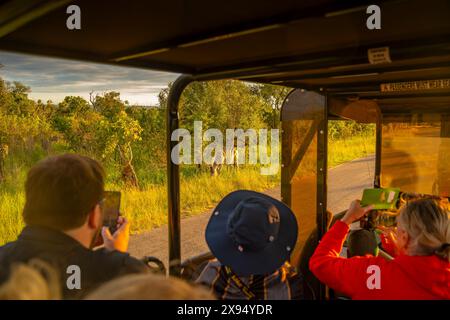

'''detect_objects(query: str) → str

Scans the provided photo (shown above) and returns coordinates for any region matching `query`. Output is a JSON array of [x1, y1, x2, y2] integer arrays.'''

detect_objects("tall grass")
[[328, 134, 375, 168], [0, 134, 374, 245], [0, 166, 279, 244], [0, 191, 25, 245]]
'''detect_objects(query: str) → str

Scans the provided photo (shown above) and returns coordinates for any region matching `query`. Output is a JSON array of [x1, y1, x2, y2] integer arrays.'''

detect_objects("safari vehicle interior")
[[1, 0, 450, 300]]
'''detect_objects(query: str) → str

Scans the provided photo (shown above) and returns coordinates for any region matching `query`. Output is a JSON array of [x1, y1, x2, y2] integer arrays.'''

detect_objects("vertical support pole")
[[280, 89, 295, 207], [166, 74, 194, 276], [374, 118, 382, 188], [316, 94, 328, 300], [281, 120, 292, 207]]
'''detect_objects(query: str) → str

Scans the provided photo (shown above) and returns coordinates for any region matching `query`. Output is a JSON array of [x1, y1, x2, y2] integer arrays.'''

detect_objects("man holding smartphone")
[[0, 154, 148, 299]]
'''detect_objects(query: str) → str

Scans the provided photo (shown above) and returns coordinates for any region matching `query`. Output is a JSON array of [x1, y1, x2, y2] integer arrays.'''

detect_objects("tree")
[[91, 91, 125, 117], [0, 77, 58, 183], [179, 80, 266, 131], [158, 85, 170, 109], [52, 96, 99, 155], [57, 96, 91, 116], [250, 84, 291, 128], [6, 81, 34, 115], [127, 105, 166, 173], [175, 80, 269, 173], [91, 92, 143, 187]]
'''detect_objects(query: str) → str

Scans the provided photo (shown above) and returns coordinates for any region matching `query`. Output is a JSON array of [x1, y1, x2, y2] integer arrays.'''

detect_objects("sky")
[[0, 51, 179, 106]]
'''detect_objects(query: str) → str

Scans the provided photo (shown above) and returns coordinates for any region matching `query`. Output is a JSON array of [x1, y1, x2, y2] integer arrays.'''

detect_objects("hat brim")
[[205, 190, 298, 277]]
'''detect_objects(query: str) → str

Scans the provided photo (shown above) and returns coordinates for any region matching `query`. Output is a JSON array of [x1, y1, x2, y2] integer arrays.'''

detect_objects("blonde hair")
[[0, 259, 61, 300], [85, 273, 215, 300], [398, 198, 450, 262]]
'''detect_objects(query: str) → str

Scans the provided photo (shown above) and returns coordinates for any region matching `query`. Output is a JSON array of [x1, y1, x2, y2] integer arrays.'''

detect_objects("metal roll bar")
[[166, 74, 195, 276]]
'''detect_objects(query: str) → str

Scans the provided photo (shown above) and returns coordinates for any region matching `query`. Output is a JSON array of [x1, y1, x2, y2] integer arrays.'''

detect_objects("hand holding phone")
[[102, 216, 130, 253], [341, 200, 374, 225], [91, 191, 122, 249], [102, 191, 121, 234]]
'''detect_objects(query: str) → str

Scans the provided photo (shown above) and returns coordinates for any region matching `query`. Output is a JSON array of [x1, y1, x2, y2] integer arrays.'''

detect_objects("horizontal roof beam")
[[0, 0, 70, 38], [109, 1, 380, 63], [194, 37, 450, 81]]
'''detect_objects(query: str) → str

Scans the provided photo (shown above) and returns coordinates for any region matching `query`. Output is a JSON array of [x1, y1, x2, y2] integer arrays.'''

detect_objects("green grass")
[[328, 134, 375, 168], [0, 166, 279, 244], [0, 134, 375, 245], [0, 191, 25, 245]]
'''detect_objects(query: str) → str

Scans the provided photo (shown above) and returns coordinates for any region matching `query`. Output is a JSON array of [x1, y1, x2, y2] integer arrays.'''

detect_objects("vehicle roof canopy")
[[1, 0, 450, 114]]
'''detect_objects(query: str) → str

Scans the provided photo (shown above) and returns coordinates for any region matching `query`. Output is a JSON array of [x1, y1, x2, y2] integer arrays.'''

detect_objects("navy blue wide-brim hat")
[[205, 190, 298, 277]]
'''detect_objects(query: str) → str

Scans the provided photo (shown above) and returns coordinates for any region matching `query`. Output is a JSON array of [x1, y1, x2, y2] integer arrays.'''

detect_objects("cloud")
[[0, 51, 179, 105]]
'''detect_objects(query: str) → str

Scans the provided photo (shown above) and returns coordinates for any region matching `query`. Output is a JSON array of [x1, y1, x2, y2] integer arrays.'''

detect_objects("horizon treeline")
[[0, 77, 294, 188], [0, 76, 373, 189]]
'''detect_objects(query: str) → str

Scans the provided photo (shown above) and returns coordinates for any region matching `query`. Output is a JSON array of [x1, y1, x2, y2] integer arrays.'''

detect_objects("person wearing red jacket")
[[310, 198, 450, 300]]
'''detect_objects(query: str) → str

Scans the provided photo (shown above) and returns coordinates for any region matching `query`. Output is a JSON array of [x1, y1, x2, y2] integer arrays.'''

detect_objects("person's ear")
[[403, 231, 411, 250], [397, 228, 410, 253], [87, 204, 102, 230]]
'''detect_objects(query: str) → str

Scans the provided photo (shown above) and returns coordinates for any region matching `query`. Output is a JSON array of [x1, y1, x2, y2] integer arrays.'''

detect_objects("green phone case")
[[361, 188, 400, 210]]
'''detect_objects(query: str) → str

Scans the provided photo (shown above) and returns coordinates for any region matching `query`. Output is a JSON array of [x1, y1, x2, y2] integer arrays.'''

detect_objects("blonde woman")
[[310, 198, 450, 300], [0, 259, 61, 300], [85, 273, 214, 300]]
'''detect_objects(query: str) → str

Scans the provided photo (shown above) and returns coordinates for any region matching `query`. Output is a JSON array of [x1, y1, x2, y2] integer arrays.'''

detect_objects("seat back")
[[180, 251, 214, 281], [296, 209, 336, 299]]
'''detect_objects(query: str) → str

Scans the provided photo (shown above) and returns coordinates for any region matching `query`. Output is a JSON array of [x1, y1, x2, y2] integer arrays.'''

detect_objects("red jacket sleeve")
[[309, 220, 380, 297]]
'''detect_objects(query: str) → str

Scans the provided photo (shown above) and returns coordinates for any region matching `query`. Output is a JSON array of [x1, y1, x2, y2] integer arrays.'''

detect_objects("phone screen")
[[361, 188, 400, 210], [102, 191, 121, 234]]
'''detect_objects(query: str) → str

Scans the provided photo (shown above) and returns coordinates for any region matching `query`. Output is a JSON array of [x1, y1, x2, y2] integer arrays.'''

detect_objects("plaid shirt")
[[195, 259, 304, 300]]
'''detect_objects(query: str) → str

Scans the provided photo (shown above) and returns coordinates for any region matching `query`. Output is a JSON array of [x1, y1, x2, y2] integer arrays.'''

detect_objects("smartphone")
[[102, 191, 121, 234], [361, 188, 400, 210]]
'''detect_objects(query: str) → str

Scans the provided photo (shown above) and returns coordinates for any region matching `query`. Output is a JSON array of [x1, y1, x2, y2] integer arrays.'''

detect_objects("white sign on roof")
[[381, 79, 450, 92]]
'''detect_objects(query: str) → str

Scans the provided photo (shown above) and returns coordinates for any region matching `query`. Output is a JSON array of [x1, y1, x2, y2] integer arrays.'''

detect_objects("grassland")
[[0, 134, 374, 245], [328, 135, 375, 167]]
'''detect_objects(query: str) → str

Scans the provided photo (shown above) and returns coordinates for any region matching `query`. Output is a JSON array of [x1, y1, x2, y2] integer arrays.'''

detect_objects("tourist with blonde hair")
[[85, 273, 214, 300], [310, 198, 450, 299], [0, 259, 61, 300]]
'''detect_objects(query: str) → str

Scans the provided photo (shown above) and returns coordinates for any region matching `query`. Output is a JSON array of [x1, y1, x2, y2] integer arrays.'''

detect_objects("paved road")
[[128, 155, 375, 265]]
